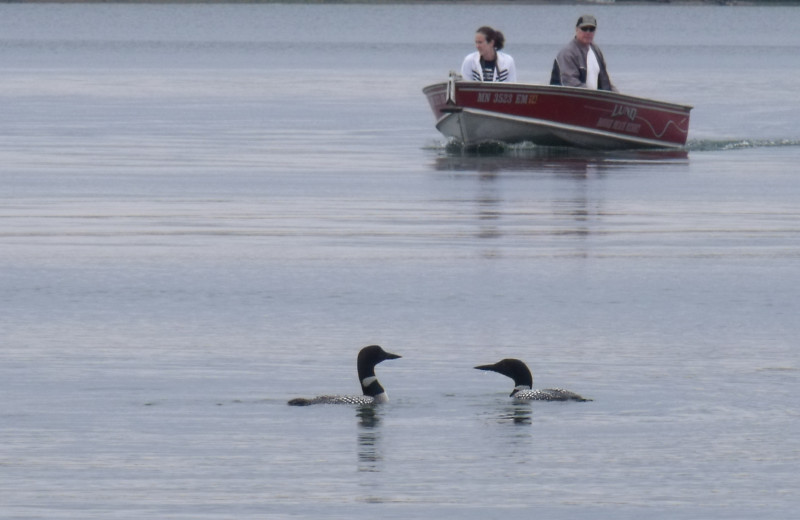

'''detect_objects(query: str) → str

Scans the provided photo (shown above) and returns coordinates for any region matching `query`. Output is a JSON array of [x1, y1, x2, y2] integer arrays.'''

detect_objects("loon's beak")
[[383, 352, 402, 361], [474, 363, 498, 372]]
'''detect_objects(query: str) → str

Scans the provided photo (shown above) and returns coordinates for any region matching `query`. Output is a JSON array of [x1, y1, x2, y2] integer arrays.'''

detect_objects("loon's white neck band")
[[361, 376, 378, 387], [514, 385, 531, 392]]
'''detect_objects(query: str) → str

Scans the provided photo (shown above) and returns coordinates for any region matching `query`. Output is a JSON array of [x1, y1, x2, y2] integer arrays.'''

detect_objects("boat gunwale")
[[423, 81, 693, 113]]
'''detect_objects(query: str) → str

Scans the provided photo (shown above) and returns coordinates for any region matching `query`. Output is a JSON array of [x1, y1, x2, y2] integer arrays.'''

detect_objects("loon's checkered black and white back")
[[475, 358, 592, 402], [287, 345, 401, 406]]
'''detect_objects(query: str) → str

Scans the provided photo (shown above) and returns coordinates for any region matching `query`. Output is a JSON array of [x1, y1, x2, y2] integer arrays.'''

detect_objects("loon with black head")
[[287, 345, 401, 406], [475, 358, 591, 402]]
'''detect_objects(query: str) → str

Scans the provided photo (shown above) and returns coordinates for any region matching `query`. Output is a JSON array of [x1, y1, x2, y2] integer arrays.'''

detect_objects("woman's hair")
[[476, 26, 505, 51]]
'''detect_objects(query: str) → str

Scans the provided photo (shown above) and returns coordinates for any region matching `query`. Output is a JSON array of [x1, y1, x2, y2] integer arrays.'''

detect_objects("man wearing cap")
[[550, 14, 617, 92]]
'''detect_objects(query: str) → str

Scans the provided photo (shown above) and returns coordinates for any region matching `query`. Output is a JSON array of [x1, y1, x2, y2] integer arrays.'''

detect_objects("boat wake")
[[425, 137, 800, 156], [685, 138, 800, 151]]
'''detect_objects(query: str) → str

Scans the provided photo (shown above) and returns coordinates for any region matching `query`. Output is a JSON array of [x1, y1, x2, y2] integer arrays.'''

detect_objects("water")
[[1, 3, 799, 519]]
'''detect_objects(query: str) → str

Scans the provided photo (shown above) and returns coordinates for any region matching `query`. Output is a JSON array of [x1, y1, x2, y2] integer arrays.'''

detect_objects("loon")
[[475, 358, 592, 402], [287, 345, 401, 406]]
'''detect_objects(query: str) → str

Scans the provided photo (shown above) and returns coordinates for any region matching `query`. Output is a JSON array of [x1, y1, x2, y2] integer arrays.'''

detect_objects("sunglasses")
[[580, 26, 596, 32]]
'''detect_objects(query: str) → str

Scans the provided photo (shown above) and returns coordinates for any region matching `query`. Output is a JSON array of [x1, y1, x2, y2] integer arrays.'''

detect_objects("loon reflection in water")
[[287, 345, 401, 406], [475, 358, 592, 402]]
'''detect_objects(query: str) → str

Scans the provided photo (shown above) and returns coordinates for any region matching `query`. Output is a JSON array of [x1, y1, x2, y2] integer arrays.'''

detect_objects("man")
[[550, 15, 617, 92]]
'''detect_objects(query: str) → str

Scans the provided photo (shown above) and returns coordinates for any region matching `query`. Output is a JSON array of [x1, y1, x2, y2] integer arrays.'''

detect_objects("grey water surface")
[[1, 3, 799, 519]]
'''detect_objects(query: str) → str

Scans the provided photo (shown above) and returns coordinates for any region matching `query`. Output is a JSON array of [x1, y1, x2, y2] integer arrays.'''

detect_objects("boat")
[[423, 73, 692, 150]]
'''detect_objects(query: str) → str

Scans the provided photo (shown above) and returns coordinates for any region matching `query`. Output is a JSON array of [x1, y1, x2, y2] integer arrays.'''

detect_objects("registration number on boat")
[[477, 92, 536, 104]]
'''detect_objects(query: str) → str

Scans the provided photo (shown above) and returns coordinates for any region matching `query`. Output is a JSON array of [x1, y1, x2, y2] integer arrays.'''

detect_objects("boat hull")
[[423, 79, 692, 149]]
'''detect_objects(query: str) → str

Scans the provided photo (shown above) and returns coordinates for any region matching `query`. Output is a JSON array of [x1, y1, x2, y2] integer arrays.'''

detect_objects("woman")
[[461, 26, 517, 83]]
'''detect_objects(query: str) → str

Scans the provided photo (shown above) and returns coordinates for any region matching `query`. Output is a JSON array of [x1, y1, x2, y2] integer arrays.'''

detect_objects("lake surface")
[[1, 3, 799, 519]]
